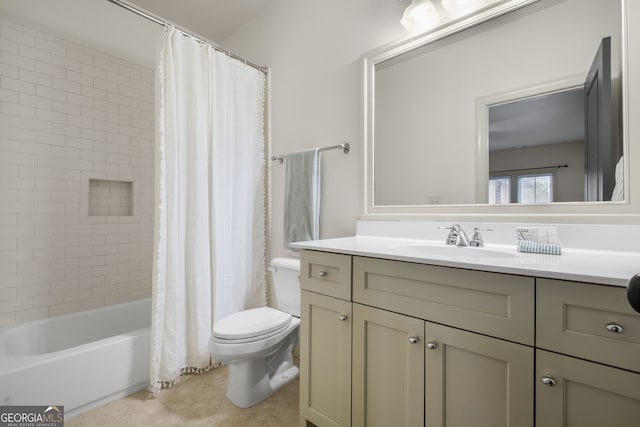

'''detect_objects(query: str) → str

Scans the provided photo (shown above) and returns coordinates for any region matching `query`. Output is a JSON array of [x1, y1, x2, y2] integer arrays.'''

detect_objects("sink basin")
[[391, 243, 520, 260]]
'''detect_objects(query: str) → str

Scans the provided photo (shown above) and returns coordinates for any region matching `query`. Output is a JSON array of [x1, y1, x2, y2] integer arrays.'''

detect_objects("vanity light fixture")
[[400, 0, 442, 32]]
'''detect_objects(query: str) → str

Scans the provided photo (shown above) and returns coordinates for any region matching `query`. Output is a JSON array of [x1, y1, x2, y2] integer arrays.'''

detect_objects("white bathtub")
[[0, 298, 150, 418]]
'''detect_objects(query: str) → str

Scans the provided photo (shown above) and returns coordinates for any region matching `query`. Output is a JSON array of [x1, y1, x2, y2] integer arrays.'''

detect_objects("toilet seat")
[[212, 307, 292, 343]]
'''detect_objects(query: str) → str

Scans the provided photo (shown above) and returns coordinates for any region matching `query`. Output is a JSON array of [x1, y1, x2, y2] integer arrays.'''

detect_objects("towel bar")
[[271, 143, 350, 164]]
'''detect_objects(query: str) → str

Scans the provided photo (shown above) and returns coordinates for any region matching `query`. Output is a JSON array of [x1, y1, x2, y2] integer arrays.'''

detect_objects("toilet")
[[208, 257, 301, 408]]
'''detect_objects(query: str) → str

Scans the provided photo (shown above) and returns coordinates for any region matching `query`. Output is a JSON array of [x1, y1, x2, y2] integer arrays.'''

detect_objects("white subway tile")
[[18, 93, 50, 110], [17, 260, 49, 274], [35, 108, 66, 125], [15, 306, 48, 322], [1, 24, 35, 47], [19, 69, 50, 87], [0, 63, 19, 79], [1, 51, 35, 71], [19, 117, 51, 133], [93, 77, 117, 93], [66, 92, 93, 108], [1, 101, 35, 118], [94, 56, 118, 73], [19, 165, 51, 178], [18, 45, 50, 63], [65, 48, 92, 65], [0, 273, 33, 288], [32, 293, 64, 308], [92, 285, 117, 298], [80, 128, 106, 141], [0, 152, 35, 166], [36, 84, 65, 101], [81, 85, 106, 101], [1, 76, 35, 94], [66, 114, 93, 129], [0, 87, 19, 103], [51, 76, 81, 94], [0, 287, 16, 301], [16, 283, 48, 297], [82, 106, 107, 121], [51, 99, 80, 115], [64, 267, 93, 280], [48, 301, 78, 316], [64, 288, 91, 302], [78, 297, 104, 311], [0, 239, 16, 252], [35, 38, 65, 57], [35, 155, 66, 169], [35, 61, 66, 79], [0, 38, 18, 54], [51, 54, 80, 72], [3, 249, 35, 263], [0, 214, 17, 226], [105, 272, 128, 285], [33, 224, 65, 237], [119, 85, 140, 99], [0, 297, 31, 314]]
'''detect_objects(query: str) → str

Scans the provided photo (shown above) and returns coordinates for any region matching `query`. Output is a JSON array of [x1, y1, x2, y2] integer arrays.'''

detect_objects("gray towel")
[[283, 148, 320, 249]]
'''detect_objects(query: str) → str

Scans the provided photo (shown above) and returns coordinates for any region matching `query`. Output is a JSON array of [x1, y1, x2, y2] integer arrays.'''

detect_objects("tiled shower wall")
[[0, 17, 154, 325]]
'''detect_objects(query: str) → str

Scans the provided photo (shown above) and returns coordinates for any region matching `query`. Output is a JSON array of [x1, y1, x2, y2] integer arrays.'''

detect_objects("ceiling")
[[489, 88, 585, 152], [0, 0, 281, 66], [128, 0, 282, 43]]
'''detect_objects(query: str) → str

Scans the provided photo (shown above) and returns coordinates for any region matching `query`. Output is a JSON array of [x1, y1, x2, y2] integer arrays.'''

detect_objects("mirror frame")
[[363, 0, 637, 224]]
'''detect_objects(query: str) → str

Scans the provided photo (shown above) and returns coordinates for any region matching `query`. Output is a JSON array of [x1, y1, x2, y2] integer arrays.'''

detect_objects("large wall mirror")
[[364, 0, 637, 221]]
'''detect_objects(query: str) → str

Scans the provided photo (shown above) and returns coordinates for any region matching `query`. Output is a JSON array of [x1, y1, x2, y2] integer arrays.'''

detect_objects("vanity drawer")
[[301, 250, 352, 301], [353, 256, 534, 345], [537, 279, 640, 373]]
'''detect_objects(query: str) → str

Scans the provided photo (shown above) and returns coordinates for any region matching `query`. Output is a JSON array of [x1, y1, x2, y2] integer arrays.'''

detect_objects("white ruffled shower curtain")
[[150, 26, 267, 394]]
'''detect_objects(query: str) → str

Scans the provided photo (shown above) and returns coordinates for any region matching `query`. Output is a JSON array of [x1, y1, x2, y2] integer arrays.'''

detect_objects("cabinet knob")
[[541, 375, 556, 387], [408, 336, 419, 344], [605, 322, 624, 333], [426, 342, 437, 350], [319, 271, 328, 277], [338, 314, 348, 321]]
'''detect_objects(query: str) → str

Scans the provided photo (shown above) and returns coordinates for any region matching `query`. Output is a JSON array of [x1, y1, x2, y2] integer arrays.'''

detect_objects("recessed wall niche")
[[89, 179, 134, 216]]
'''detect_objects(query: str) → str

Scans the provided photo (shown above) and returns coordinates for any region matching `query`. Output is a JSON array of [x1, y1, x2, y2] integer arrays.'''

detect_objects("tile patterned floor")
[[66, 366, 299, 426]]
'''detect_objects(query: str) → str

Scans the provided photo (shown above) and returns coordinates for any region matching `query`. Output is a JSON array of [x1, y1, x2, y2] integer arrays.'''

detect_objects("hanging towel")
[[283, 148, 321, 249]]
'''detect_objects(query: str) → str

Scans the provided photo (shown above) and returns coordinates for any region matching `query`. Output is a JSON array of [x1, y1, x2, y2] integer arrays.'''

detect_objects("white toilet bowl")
[[208, 306, 300, 408]]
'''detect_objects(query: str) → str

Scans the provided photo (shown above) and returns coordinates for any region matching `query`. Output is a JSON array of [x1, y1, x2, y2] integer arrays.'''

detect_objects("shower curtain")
[[150, 26, 266, 394]]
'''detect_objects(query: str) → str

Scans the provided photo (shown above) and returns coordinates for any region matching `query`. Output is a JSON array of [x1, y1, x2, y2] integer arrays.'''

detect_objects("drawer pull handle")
[[319, 271, 328, 277], [408, 336, 419, 344], [338, 314, 348, 321], [605, 322, 624, 333], [541, 375, 556, 387], [426, 342, 437, 350]]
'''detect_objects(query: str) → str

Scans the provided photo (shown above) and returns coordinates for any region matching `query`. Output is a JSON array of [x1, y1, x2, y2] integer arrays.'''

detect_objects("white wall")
[[0, 16, 155, 325], [490, 142, 585, 203], [222, 0, 409, 257]]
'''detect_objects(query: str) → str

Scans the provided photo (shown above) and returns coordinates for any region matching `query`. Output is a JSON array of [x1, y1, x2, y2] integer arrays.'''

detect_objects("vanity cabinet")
[[299, 251, 352, 427], [299, 250, 640, 427], [425, 322, 533, 426], [535, 279, 640, 426], [352, 303, 424, 427]]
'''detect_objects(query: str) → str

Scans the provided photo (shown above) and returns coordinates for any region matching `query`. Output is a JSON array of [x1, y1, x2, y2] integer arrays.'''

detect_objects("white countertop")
[[291, 235, 640, 287]]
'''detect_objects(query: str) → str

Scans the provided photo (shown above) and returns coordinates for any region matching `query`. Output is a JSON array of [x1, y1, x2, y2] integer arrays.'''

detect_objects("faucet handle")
[[439, 224, 469, 246], [469, 227, 493, 247]]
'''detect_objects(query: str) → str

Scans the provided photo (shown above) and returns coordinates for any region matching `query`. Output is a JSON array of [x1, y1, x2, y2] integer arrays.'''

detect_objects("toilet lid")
[[212, 307, 292, 340]]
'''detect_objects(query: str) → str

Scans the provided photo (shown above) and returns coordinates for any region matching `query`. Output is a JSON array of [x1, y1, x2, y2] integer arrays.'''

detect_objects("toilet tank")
[[270, 257, 301, 317]]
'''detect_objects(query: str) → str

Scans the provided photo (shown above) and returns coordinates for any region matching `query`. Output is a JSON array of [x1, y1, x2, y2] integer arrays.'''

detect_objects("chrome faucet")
[[439, 224, 470, 246], [469, 227, 493, 247]]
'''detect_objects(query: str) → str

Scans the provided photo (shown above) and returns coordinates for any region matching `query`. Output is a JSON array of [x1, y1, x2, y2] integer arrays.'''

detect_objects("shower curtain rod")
[[271, 143, 350, 164], [105, 0, 268, 74]]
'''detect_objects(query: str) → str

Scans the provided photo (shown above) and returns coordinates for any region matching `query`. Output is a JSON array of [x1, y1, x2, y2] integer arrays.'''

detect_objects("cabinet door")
[[425, 323, 533, 427], [352, 303, 424, 427], [300, 291, 352, 427], [536, 350, 640, 427]]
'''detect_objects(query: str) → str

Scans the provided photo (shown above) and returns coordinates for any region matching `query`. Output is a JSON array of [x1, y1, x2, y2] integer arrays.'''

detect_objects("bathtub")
[[0, 298, 150, 418]]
